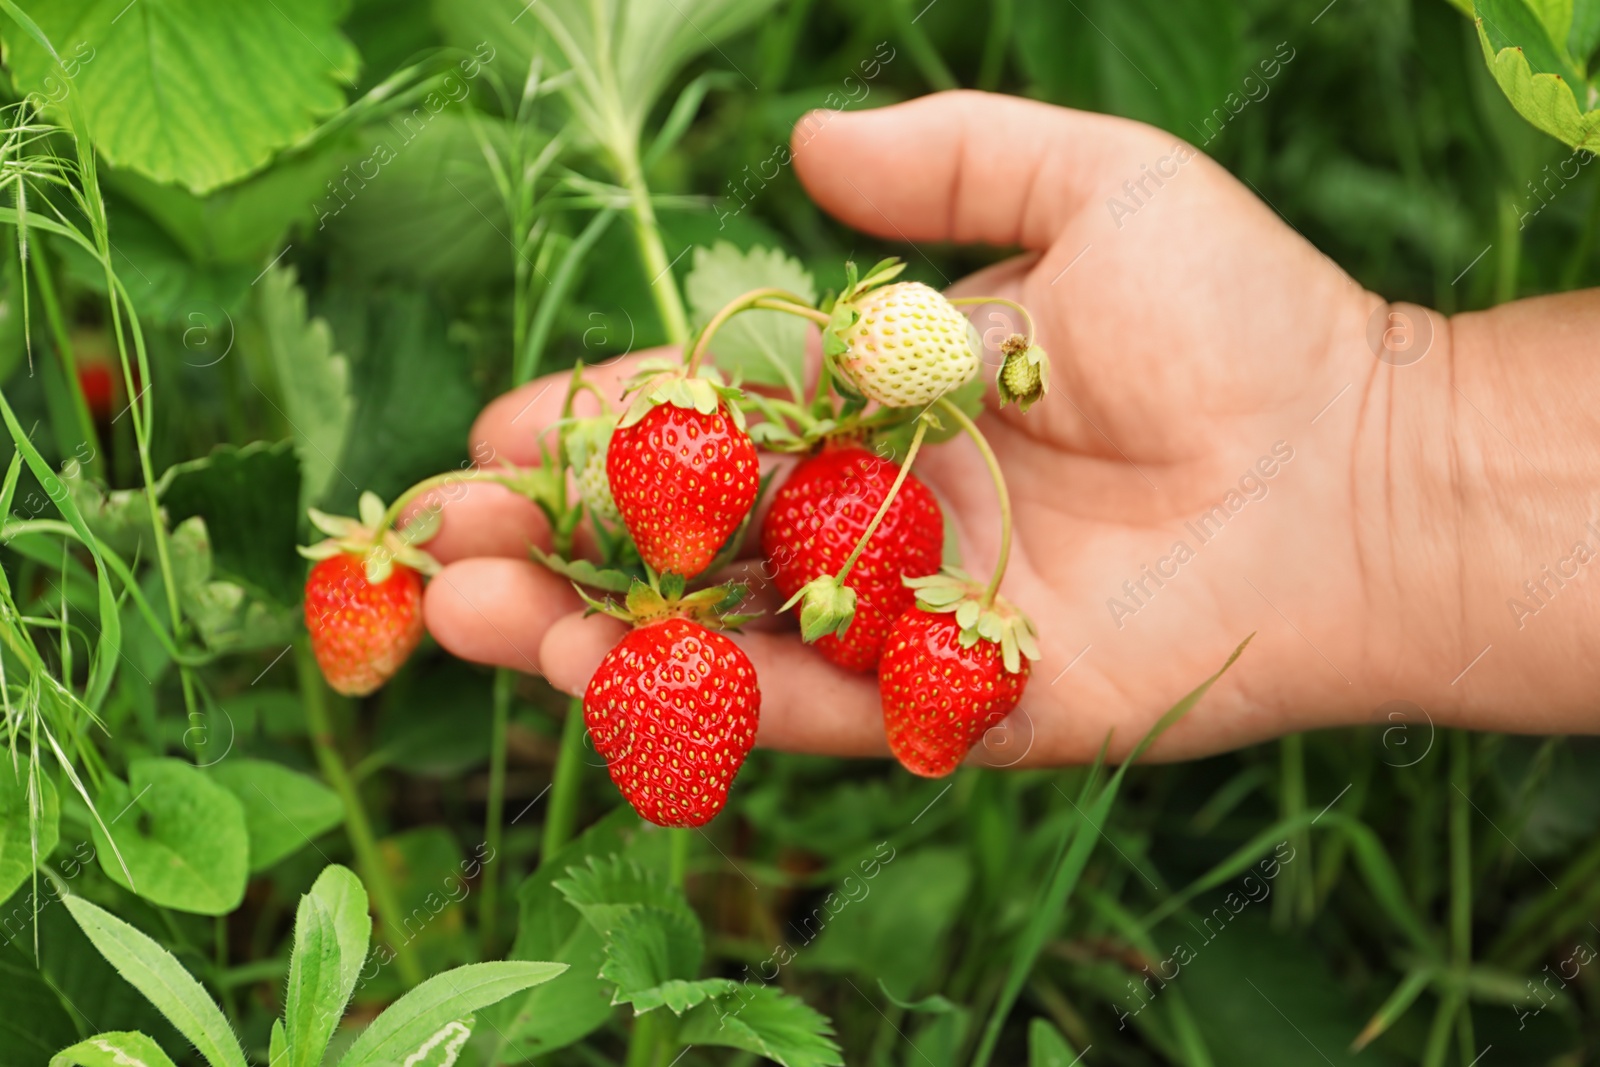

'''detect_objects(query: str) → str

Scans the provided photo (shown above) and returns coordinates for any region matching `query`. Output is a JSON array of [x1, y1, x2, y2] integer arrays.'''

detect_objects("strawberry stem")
[[947, 295, 1038, 349], [379, 468, 527, 535], [832, 418, 930, 587], [936, 398, 1012, 609], [683, 287, 828, 384]]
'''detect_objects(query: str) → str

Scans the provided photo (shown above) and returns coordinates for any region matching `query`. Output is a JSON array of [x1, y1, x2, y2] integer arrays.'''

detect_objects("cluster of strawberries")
[[302, 260, 1049, 828]]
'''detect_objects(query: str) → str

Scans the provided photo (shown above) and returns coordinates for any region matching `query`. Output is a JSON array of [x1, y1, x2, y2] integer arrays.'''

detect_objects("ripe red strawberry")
[[607, 400, 759, 578], [762, 446, 943, 671], [584, 616, 760, 827], [880, 607, 1032, 777], [304, 553, 425, 697]]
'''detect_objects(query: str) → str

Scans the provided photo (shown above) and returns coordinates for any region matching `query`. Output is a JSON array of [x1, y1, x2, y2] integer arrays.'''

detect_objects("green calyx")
[[576, 571, 757, 631], [821, 256, 908, 363], [905, 568, 1041, 675], [781, 573, 859, 643], [996, 334, 1051, 412], [298, 490, 442, 585], [617, 357, 748, 431]]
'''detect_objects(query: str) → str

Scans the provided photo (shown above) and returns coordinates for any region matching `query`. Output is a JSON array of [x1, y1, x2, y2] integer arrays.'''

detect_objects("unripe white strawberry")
[[829, 281, 981, 408], [564, 415, 622, 525]]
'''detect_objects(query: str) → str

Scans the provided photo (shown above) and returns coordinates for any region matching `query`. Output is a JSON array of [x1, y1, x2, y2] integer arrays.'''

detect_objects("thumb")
[[790, 89, 1158, 251]]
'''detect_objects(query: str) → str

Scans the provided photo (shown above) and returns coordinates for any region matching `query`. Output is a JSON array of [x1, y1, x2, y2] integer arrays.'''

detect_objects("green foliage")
[[4, 0, 359, 194], [255, 266, 354, 511], [90, 759, 249, 915], [209, 758, 343, 872], [63, 897, 249, 1067], [687, 242, 817, 393], [0, 762, 57, 906]]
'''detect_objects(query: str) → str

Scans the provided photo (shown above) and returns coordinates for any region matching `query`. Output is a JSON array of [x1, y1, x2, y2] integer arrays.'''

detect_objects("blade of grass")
[[970, 635, 1252, 1067], [1352, 967, 1436, 1051]]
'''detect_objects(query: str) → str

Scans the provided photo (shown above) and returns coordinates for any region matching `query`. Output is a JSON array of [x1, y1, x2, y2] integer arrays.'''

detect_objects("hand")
[[420, 90, 1600, 765]]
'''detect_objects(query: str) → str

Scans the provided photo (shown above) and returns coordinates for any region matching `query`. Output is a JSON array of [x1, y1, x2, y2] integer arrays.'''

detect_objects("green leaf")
[[599, 905, 719, 1012], [528, 545, 639, 594], [322, 113, 518, 293], [1476, 0, 1600, 150], [335, 961, 567, 1067], [255, 266, 354, 510], [1028, 1019, 1078, 1067], [3, 0, 359, 194], [91, 759, 249, 915], [556, 853, 697, 939], [50, 1031, 178, 1067], [317, 286, 480, 512], [167, 517, 299, 654], [285, 895, 343, 1067], [209, 759, 343, 873], [305, 865, 373, 1007], [686, 243, 816, 394], [803, 848, 971, 995], [160, 441, 303, 606], [108, 133, 360, 266], [487, 808, 640, 1060], [63, 896, 248, 1067], [678, 985, 843, 1067], [0, 762, 58, 907]]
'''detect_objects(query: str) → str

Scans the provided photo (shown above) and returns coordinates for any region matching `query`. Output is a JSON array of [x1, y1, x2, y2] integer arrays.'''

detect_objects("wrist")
[[1368, 292, 1600, 731]]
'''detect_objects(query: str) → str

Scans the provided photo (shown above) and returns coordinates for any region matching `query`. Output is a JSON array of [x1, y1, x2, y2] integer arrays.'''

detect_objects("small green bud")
[[996, 336, 1050, 412]]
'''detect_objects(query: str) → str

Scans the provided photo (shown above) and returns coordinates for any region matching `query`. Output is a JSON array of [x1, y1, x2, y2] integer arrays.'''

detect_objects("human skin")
[[418, 90, 1600, 766]]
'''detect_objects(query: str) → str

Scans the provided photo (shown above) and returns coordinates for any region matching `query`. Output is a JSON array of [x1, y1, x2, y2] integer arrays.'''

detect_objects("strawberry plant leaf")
[[48, 1031, 178, 1067], [323, 113, 519, 293], [2, 0, 359, 195], [0, 761, 57, 907], [686, 243, 816, 394], [318, 286, 481, 512], [334, 961, 566, 1067], [161, 441, 303, 606], [598, 905, 712, 1011], [209, 760, 343, 873], [528, 546, 638, 593], [555, 854, 697, 938], [255, 266, 353, 511], [90, 759, 249, 916], [1474, 0, 1600, 150], [62, 897, 248, 1067], [678, 985, 843, 1067], [168, 517, 300, 653], [483, 808, 640, 1060]]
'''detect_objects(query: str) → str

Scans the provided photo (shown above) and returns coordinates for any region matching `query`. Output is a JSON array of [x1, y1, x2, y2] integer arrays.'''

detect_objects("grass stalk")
[[479, 668, 514, 954], [540, 695, 588, 862], [295, 640, 424, 986]]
